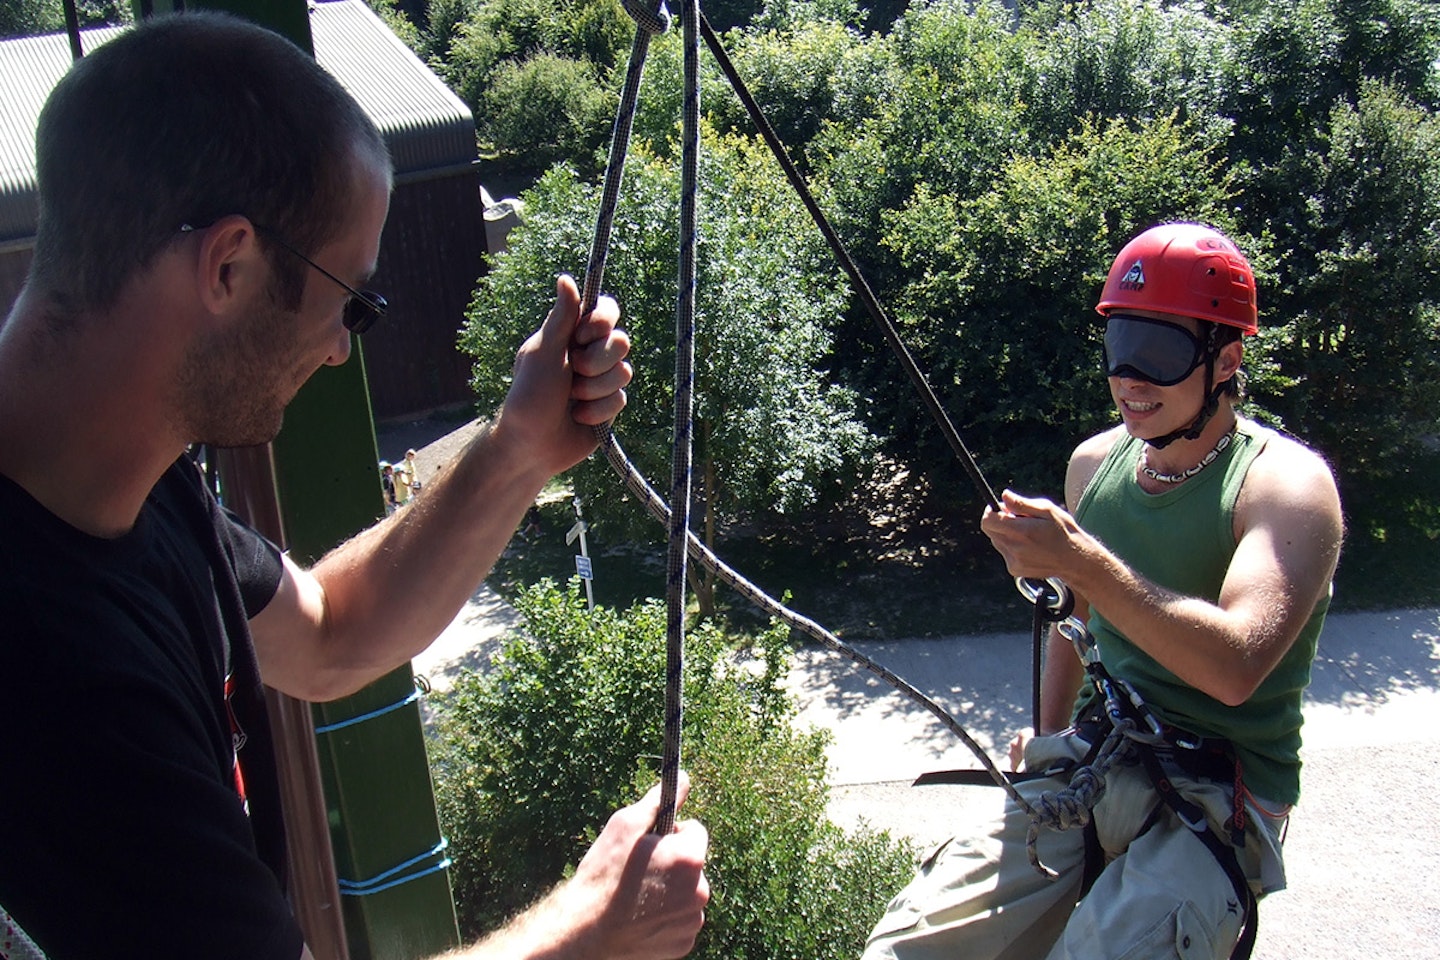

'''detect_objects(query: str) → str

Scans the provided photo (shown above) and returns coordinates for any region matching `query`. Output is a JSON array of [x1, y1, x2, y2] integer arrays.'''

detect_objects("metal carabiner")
[[1108, 677, 1166, 744], [1014, 576, 1075, 620], [1055, 615, 1097, 665]]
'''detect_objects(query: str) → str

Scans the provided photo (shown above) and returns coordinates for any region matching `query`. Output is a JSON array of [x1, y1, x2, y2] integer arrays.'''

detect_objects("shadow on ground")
[[1305, 607, 1440, 707]]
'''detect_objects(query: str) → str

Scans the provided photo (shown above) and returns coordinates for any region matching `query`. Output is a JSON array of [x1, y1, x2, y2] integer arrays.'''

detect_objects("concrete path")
[[789, 608, 1440, 960], [387, 419, 1440, 958], [415, 593, 1439, 959]]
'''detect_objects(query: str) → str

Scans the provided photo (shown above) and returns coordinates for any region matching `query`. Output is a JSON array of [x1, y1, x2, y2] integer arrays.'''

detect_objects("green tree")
[[1220, 0, 1440, 543], [428, 580, 916, 958], [813, 0, 1026, 285], [1013, 0, 1232, 145], [363, 0, 423, 50], [705, 14, 878, 170], [479, 52, 619, 177], [440, 0, 632, 176], [1, 0, 129, 38], [1253, 82, 1440, 482], [880, 113, 1246, 493], [415, 0, 477, 66], [460, 129, 873, 617]]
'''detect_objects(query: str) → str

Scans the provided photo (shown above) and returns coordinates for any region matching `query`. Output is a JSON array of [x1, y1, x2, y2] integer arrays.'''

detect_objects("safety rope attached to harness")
[[580, 0, 1043, 833], [577, 11, 1256, 914]]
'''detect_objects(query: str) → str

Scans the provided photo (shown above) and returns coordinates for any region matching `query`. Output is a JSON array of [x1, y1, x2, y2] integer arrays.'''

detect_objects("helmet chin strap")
[[1145, 356, 1223, 451]]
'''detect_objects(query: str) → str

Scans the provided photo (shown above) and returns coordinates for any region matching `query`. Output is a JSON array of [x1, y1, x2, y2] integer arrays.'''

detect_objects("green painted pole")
[[132, 1, 462, 956], [274, 360, 461, 960]]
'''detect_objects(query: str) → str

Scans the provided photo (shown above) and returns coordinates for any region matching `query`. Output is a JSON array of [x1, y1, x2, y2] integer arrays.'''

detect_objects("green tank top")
[[1072, 418, 1328, 804]]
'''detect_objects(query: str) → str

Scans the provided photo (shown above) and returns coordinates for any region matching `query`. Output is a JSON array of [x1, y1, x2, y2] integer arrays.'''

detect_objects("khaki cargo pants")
[[862, 730, 1288, 960]]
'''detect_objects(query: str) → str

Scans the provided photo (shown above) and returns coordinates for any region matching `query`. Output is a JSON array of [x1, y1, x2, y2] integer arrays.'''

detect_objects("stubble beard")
[[175, 288, 299, 449]]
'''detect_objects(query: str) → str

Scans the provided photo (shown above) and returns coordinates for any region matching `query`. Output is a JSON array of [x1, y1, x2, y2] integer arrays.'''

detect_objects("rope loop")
[[620, 0, 671, 36], [1032, 769, 1102, 832], [313, 682, 424, 735], [1015, 576, 1074, 621], [1023, 726, 1133, 877]]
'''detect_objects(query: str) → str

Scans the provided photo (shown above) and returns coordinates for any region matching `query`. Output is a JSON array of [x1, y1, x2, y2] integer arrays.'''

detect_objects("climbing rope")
[[579, 0, 687, 835], [581, 0, 1117, 872]]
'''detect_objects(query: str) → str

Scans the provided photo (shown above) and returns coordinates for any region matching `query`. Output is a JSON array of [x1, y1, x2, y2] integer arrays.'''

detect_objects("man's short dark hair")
[[29, 12, 390, 315], [1204, 320, 1245, 399]]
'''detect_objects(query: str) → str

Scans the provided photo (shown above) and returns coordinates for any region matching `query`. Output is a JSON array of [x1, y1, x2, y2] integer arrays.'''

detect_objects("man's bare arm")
[[250, 276, 631, 701]]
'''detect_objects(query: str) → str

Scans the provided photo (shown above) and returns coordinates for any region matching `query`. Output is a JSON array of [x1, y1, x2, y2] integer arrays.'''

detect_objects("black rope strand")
[[607, 448, 1034, 814], [578, 0, 1060, 838], [574, 0, 677, 833], [652, 0, 700, 836], [579, 0, 670, 314], [697, 12, 999, 512]]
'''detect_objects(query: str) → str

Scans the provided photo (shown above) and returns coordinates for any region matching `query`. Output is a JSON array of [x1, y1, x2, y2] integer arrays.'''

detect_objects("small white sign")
[[565, 520, 588, 546], [575, 555, 594, 580]]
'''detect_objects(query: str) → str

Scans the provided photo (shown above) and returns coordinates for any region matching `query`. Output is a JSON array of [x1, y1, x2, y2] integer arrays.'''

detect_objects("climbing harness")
[[1004, 599, 1259, 958], [581, 13, 1259, 945]]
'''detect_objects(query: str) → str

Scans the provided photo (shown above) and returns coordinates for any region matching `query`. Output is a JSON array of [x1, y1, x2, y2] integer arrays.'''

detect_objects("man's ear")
[[193, 215, 265, 315], [1214, 338, 1244, 385]]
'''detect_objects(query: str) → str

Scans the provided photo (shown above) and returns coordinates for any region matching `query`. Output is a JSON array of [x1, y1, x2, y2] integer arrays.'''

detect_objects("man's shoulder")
[[1065, 424, 1128, 503], [1073, 423, 1128, 463], [1245, 423, 1338, 493], [1238, 421, 1342, 527]]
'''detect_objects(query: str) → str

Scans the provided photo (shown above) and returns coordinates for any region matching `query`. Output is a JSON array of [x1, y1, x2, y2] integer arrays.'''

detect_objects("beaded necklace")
[[1140, 429, 1235, 484]]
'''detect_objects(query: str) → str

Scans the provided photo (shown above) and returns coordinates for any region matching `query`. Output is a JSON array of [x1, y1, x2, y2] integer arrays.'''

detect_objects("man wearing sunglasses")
[[0, 13, 707, 960], [864, 224, 1342, 960]]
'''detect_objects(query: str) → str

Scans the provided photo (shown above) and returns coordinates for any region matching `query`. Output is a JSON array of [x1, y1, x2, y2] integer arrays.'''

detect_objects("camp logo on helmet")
[[1119, 260, 1145, 291]]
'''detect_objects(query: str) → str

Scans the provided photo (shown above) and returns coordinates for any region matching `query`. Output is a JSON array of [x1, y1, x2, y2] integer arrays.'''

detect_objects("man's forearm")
[[301, 420, 552, 699], [442, 882, 593, 960]]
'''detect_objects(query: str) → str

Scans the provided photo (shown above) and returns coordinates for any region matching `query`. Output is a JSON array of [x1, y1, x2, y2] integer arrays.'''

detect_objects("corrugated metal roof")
[[0, 25, 126, 245], [312, 0, 475, 178], [0, 0, 475, 247]]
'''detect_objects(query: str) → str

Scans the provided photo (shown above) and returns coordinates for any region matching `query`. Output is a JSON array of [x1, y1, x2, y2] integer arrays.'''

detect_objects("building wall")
[[362, 169, 490, 420]]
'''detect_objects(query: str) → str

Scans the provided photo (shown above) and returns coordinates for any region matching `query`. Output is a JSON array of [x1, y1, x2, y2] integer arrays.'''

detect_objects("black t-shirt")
[[0, 456, 303, 959]]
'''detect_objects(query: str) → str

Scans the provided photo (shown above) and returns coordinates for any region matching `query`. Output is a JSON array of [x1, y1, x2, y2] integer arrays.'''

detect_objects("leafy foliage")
[[707, 18, 867, 164], [444, 0, 1440, 606], [1222, 1, 1440, 496], [361, 0, 424, 50], [1, 0, 129, 37], [437, 0, 631, 174], [427, 580, 917, 957], [479, 52, 619, 176], [459, 129, 875, 612], [880, 113, 1246, 491], [1258, 84, 1440, 476], [1013, 0, 1233, 145]]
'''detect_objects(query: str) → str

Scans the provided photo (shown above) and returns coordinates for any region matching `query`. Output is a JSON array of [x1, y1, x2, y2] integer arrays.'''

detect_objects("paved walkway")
[[786, 608, 1440, 960], [388, 418, 1440, 958], [415, 594, 1439, 959]]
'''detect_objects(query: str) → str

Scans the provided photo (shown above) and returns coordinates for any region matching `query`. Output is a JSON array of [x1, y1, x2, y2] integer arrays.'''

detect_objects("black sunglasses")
[[180, 222, 387, 334]]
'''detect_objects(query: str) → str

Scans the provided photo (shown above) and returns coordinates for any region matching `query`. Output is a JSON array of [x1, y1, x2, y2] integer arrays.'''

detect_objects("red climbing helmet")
[[1095, 223, 1258, 334]]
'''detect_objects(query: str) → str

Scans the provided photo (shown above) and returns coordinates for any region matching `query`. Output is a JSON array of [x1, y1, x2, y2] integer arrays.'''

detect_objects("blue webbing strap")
[[336, 840, 452, 897], [312, 687, 422, 734]]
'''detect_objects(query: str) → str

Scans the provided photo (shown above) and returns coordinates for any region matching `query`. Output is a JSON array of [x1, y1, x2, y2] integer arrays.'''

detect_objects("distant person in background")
[[522, 503, 543, 541], [380, 461, 398, 514], [863, 223, 1342, 960], [405, 447, 423, 500], [393, 456, 413, 508]]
